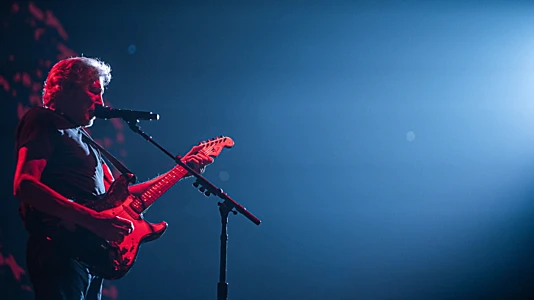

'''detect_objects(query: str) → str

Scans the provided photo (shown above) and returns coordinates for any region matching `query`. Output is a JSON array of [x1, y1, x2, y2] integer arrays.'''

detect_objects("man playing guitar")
[[13, 57, 215, 300]]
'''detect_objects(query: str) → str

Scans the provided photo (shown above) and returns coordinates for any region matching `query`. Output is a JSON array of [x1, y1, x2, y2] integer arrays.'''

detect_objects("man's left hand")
[[182, 145, 214, 174]]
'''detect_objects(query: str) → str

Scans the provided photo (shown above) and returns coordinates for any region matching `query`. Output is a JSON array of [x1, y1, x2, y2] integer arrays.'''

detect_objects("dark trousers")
[[26, 235, 104, 300]]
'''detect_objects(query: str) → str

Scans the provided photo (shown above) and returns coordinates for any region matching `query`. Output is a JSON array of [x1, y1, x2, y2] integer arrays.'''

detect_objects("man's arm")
[[14, 147, 133, 242], [101, 162, 187, 195], [102, 146, 214, 197], [14, 147, 98, 226]]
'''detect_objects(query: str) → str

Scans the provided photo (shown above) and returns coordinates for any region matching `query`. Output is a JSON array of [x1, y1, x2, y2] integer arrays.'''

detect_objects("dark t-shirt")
[[15, 106, 106, 235]]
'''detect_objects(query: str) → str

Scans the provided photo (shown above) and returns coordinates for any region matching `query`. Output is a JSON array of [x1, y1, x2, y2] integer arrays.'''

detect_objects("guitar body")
[[65, 174, 168, 280]]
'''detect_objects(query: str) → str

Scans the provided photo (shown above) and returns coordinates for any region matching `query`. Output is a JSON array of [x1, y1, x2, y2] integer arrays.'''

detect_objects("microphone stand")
[[123, 118, 261, 300]]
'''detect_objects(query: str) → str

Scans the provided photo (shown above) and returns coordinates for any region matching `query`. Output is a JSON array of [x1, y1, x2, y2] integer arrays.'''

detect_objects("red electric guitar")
[[56, 136, 234, 280]]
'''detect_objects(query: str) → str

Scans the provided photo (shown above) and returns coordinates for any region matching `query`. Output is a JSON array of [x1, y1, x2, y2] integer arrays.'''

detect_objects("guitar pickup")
[[128, 200, 145, 214]]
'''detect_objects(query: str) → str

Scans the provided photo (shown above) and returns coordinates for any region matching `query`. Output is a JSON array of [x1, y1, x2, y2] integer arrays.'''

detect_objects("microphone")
[[94, 105, 159, 121]]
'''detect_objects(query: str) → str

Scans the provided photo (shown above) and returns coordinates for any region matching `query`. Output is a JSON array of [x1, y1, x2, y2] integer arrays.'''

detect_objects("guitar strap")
[[80, 129, 137, 184]]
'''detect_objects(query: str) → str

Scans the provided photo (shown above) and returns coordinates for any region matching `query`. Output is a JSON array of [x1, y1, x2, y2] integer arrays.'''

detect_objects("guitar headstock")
[[198, 136, 235, 157]]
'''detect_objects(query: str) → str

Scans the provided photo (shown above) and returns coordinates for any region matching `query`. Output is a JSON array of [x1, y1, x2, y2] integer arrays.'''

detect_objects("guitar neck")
[[139, 164, 189, 208]]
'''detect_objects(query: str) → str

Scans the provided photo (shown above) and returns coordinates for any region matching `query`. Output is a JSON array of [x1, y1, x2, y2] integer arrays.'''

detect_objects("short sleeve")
[[15, 107, 60, 161]]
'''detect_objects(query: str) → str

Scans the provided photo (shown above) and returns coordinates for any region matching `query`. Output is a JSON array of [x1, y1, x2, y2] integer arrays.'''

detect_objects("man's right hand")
[[82, 211, 134, 243]]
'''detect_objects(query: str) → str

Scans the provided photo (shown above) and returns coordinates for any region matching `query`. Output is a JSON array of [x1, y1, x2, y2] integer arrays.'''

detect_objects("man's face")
[[59, 78, 104, 127]]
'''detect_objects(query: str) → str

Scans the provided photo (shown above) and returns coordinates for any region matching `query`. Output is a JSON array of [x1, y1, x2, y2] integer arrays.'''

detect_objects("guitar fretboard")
[[139, 164, 189, 208]]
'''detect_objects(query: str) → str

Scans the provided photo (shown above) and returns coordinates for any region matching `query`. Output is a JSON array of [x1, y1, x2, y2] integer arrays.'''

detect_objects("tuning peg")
[[193, 181, 200, 188], [205, 191, 211, 197]]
